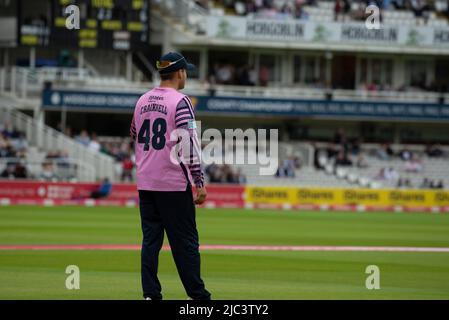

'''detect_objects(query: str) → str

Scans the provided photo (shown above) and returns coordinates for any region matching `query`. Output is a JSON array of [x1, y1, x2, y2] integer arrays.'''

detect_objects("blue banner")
[[42, 89, 449, 121], [192, 96, 449, 120], [42, 89, 140, 110]]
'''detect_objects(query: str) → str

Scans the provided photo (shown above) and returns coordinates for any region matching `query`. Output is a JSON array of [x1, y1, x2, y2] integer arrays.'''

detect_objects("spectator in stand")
[[75, 130, 90, 147], [333, 128, 346, 145], [294, 0, 309, 19], [13, 160, 28, 179], [426, 144, 444, 157], [249, 65, 257, 85], [205, 162, 246, 184], [420, 178, 429, 189], [405, 155, 423, 173], [399, 148, 413, 161], [275, 156, 300, 177], [216, 63, 234, 84], [385, 167, 399, 181], [90, 178, 112, 199], [235, 168, 247, 184], [376, 143, 394, 160], [1, 162, 19, 179], [121, 156, 134, 182], [313, 146, 327, 170], [45, 150, 72, 172], [237, 64, 255, 86], [259, 65, 269, 86], [356, 155, 369, 168], [208, 165, 223, 183], [88, 133, 101, 152], [11, 132, 28, 153], [349, 137, 361, 156], [1, 123, 20, 139], [0, 134, 16, 158], [410, 0, 431, 24], [334, 0, 344, 21], [40, 161, 59, 181], [335, 150, 352, 166], [376, 167, 398, 181], [397, 178, 413, 189], [222, 164, 236, 183]]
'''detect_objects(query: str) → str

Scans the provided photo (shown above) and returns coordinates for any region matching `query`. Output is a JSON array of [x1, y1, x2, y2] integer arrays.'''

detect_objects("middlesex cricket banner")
[[207, 16, 449, 48], [245, 186, 449, 209]]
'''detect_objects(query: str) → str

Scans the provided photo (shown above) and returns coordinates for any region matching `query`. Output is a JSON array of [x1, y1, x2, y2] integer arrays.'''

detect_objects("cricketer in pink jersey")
[[130, 52, 210, 300]]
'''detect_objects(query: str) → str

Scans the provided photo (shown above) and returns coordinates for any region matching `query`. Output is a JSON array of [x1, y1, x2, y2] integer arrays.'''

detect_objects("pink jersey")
[[130, 87, 203, 191]]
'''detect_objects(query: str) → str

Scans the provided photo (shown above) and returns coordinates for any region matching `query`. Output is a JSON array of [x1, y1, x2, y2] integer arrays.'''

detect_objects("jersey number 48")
[[138, 118, 167, 151]]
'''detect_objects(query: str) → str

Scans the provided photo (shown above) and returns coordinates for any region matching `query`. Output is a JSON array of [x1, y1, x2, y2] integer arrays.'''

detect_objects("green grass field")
[[1, 206, 449, 299]]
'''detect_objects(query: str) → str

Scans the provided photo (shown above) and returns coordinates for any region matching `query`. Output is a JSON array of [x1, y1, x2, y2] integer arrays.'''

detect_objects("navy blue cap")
[[156, 52, 195, 75]]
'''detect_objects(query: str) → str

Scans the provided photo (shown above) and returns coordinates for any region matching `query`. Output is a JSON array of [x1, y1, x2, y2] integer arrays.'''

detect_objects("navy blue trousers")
[[138, 185, 210, 300]]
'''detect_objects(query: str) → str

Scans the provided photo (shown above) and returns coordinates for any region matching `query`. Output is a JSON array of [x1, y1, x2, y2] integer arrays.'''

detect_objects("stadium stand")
[[1, 0, 448, 194], [0, 107, 115, 182], [202, 0, 449, 27]]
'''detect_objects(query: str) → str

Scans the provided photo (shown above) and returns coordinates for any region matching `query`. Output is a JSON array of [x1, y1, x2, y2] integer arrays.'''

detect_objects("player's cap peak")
[[157, 52, 195, 75]]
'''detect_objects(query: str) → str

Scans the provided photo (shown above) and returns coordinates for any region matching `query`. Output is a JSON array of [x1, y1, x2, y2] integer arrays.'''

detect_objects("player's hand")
[[194, 187, 207, 205]]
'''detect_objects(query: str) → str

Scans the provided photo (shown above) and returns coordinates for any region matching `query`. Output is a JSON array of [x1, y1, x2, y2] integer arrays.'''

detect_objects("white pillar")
[[325, 51, 333, 87], [61, 105, 67, 136], [34, 102, 44, 124], [286, 51, 294, 85], [281, 52, 292, 85], [30, 47, 36, 69], [11, 65, 16, 95], [162, 25, 174, 54], [367, 58, 372, 85], [254, 52, 260, 86], [78, 49, 84, 69], [3, 48, 9, 67], [0, 48, 8, 93], [426, 59, 435, 88], [393, 57, 405, 89], [199, 48, 208, 82], [355, 55, 361, 89], [299, 55, 306, 83], [114, 53, 121, 77], [314, 55, 320, 80], [126, 51, 132, 81]]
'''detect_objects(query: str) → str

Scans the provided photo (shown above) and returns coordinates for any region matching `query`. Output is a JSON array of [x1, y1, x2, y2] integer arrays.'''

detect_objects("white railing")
[[0, 158, 95, 182], [0, 106, 117, 182], [2, 65, 448, 104], [188, 83, 449, 104], [0, 66, 143, 99]]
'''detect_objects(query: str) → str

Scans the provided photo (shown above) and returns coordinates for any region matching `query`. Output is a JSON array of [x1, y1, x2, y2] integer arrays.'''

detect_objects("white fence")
[[0, 157, 95, 182], [0, 106, 116, 182]]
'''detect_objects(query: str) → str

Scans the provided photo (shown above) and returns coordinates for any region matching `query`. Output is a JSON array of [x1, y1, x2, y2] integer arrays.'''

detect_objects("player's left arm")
[[130, 114, 136, 141], [175, 97, 206, 204]]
